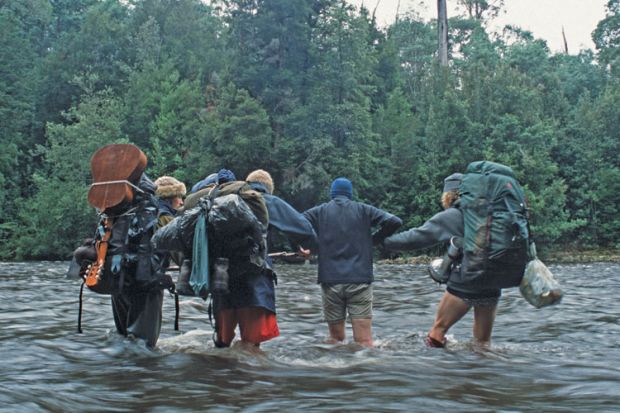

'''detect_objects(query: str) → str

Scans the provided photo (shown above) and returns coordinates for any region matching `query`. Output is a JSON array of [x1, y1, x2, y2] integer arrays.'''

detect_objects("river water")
[[1, 261, 619, 412]]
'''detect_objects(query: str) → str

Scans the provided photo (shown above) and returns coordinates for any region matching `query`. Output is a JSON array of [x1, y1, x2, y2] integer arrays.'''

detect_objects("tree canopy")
[[0, 0, 618, 259]]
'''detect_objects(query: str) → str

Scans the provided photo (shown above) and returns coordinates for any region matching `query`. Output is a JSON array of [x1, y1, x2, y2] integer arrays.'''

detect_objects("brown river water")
[[0, 261, 619, 412]]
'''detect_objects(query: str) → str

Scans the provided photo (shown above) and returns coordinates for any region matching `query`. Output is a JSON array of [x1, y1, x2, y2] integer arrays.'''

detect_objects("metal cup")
[[428, 236, 463, 284]]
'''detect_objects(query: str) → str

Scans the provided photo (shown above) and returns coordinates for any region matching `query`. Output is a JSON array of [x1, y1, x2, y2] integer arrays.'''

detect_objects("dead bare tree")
[[562, 26, 569, 54], [395, 0, 400, 23], [438, 0, 449, 66]]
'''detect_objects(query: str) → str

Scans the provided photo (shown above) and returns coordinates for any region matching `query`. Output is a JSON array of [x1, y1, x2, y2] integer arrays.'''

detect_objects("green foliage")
[[551, 51, 605, 104], [0, 3, 48, 255], [386, 17, 436, 110], [185, 83, 274, 183], [129, 0, 227, 80], [11, 88, 128, 260], [456, 0, 505, 21], [593, 0, 620, 74], [36, 0, 131, 138], [0, 0, 618, 258], [124, 59, 205, 181]]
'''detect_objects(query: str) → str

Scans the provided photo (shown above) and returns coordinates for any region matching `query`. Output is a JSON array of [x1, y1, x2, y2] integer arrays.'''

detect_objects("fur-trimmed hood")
[[154, 176, 186, 199], [246, 169, 274, 194]]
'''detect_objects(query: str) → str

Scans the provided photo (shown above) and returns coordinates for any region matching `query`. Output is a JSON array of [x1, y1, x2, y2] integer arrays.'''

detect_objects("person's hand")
[[298, 246, 311, 258]]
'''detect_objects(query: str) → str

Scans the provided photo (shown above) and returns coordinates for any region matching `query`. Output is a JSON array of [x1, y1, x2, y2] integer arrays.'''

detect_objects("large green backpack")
[[459, 161, 530, 289]]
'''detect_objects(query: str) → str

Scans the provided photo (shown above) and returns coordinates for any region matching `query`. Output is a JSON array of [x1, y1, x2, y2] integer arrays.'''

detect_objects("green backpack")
[[459, 161, 530, 289]]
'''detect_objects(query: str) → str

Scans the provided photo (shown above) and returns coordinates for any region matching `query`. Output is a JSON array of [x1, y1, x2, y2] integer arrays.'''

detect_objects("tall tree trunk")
[[437, 0, 448, 66], [562, 26, 569, 54]]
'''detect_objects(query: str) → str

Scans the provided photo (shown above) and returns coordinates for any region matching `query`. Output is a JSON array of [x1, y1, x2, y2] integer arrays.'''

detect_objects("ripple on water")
[[1, 262, 620, 411]]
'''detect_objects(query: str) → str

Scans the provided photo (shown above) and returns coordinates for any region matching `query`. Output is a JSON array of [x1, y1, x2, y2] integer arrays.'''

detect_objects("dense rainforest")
[[0, 0, 618, 260]]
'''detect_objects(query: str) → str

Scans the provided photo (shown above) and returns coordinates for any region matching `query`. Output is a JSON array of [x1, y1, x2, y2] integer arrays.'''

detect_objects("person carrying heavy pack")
[[384, 162, 532, 347], [153, 170, 268, 295], [207, 174, 277, 348], [152, 169, 276, 347], [70, 144, 174, 348]]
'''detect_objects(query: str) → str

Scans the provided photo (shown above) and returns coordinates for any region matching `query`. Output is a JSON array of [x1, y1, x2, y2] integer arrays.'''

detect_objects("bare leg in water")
[[327, 319, 373, 348], [427, 291, 470, 347], [351, 318, 373, 348], [327, 321, 346, 344], [472, 305, 497, 346], [428, 291, 498, 347]]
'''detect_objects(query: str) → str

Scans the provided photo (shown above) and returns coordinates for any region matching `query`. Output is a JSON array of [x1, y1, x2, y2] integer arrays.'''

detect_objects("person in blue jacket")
[[384, 173, 501, 347], [303, 178, 402, 347], [212, 169, 318, 348], [189, 172, 218, 194], [246, 169, 318, 254]]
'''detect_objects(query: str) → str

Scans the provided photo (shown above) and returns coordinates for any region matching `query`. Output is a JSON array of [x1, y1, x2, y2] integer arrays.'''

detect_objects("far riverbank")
[[378, 248, 620, 265]]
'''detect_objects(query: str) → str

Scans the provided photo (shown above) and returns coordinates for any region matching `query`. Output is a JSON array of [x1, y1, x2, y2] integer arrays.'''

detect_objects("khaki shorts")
[[321, 283, 372, 323]]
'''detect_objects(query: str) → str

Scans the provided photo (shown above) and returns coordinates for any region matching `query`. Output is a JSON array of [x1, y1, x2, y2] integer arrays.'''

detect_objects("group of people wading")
[[74, 144, 531, 350]]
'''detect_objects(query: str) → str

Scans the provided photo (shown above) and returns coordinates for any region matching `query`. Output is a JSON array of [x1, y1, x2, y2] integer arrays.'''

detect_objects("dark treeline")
[[0, 0, 619, 260]]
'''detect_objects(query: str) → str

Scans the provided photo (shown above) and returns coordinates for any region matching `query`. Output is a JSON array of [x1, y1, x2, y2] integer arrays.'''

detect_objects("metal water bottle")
[[428, 236, 463, 284]]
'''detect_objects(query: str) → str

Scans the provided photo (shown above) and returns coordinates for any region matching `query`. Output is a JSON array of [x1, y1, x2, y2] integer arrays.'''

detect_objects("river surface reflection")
[[1, 261, 619, 412]]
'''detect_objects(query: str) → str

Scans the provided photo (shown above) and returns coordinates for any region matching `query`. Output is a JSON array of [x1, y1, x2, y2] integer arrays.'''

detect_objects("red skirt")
[[216, 307, 279, 345]]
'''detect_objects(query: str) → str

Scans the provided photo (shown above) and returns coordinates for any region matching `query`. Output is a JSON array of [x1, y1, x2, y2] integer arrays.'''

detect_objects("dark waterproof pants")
[[111, 289, 163, 348]]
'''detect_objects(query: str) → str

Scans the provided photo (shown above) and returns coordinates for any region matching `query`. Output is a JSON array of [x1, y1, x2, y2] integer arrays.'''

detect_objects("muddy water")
[[0, 261, 618, 412]]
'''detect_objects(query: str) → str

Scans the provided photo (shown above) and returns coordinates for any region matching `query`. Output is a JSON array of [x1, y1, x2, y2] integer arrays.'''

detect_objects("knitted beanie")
[[217, 169, 236, 185], [330, 177, 353, 199], [246, 169, 274, 194], [154, 176, 186, 199], [443, 173, 463, 193]]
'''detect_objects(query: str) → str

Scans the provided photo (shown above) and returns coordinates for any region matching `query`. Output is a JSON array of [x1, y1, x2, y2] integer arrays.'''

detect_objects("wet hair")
[[441, 190, 459, 210]]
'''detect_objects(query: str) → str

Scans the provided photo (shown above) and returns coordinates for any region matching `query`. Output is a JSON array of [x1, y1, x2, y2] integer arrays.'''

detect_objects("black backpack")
[[206, 181, 269, 275], [75, 175, 171, 295], [71, 175, 176, 333]]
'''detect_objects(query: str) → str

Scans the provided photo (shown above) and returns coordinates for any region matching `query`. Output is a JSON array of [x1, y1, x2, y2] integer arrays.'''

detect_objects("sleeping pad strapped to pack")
[[459, 161, 531, 290]]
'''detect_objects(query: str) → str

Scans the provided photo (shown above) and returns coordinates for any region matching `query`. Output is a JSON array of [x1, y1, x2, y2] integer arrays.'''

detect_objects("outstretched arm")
[[266, 195, 318, 250], [372, 214, 403, 245], [384, 208, 463, 251], [366, 204, 403, 245]]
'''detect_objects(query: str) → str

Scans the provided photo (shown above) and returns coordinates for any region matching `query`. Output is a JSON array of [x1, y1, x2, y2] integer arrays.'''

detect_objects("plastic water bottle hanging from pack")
[[212, 257, 230, 295]]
